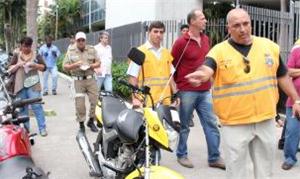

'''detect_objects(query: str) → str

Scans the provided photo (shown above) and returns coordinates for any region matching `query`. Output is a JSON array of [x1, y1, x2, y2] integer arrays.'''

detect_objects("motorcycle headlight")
[[163, 120, 179, 151]]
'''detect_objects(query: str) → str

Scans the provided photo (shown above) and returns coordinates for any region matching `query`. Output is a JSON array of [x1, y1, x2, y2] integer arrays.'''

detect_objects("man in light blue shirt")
[[39, 36, 61, 95]]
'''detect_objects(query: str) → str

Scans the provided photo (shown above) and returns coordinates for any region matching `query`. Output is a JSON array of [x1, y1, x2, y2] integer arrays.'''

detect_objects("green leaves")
[[111, 61, 131, 99], [38, 0, 81, 39]]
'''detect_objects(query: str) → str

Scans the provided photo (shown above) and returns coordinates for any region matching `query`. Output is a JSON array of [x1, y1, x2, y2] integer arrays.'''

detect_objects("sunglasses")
[[243, 57, 250, 73]]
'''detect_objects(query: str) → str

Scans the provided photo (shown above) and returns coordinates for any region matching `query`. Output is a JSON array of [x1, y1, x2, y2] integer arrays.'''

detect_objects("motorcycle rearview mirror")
[[127, 47, 145, 66]]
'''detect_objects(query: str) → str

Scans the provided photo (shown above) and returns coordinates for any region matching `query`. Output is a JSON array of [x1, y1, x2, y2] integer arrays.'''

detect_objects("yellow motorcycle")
[[75, 47, 184, 178], [90, 79, 183, 179]]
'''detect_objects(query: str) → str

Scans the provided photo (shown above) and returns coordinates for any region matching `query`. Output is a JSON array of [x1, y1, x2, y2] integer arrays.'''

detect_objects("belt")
[[72, 75, 93, 80]]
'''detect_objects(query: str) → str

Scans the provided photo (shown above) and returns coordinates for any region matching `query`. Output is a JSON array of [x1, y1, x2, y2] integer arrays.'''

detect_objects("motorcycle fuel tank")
[[0, 125, 31, 161]]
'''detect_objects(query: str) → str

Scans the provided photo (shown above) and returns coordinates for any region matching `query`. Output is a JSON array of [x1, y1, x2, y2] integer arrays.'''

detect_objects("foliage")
[[204, 2, 234, 19], [38, 0, 81, 40], [0, 0, 26, 52], [56, 53, 66, 74], [111, 61, 131, 99], [204, 2, 234, 46]]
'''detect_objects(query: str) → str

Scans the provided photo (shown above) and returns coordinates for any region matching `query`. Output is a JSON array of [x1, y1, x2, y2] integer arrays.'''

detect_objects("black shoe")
[[43, 92, 48, 96], [189, 119, 194, 127], [87, 120, 98, 132], [79, 127, 85, 133], [52, 90, 57, 95], [79, 122, 85, 133], [281, 162, 293, 170]]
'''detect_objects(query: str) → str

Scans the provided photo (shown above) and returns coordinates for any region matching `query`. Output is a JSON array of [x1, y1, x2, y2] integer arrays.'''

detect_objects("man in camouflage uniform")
[[63, 32, 100, 132]]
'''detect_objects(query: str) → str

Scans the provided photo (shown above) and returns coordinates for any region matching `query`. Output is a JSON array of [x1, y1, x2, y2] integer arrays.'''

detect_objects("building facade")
[[80, 0, 106, 30]]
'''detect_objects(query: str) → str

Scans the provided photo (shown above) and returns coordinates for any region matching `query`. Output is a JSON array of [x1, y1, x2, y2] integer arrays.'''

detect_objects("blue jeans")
[[96, 74, 112, 92], [176, 91, 221, 163], [16, 87, 46, 132], [43, 66, 58, 92], [283, 107, 300, 165]]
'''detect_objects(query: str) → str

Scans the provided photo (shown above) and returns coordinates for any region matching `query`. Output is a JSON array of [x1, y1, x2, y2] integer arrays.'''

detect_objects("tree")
[[0, 0, 26, 52], [38, 0, 81, 40], [26, 0, 38, 51]]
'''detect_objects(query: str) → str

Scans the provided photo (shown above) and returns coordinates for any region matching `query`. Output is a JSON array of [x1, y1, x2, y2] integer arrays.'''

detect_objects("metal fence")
[[53, 4, 300, 113], [54, 4, 300, 62], [242, 5, 294, 62]]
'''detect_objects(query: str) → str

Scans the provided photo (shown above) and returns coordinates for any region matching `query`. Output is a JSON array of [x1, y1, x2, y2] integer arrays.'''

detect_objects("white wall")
[[155, 0, 202, 21], [106, 0, 203, 29], [105, 0, 156, 29]]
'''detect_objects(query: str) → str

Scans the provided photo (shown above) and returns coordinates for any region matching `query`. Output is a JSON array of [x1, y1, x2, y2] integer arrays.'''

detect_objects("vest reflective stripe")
[[142, 77, 169, 87], [213, 83, 277, 99], [213, 76, 276, 91], [208, 36, 280, 125], [137, 45, 173, 106]]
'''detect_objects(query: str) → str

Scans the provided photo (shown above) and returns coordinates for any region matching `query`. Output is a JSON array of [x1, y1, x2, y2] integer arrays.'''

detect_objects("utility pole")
[[55, 4, 59, 40], [235, 0, 240, 8], [89, 0, 92, 32]]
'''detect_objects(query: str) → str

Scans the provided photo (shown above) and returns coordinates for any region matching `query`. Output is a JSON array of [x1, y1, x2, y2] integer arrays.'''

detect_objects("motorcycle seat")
[[0, 155, 47, 179], [102, 96, 127, 128]]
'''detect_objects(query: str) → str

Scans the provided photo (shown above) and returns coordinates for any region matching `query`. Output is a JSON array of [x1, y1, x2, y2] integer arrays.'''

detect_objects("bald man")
[[185, 8, 300, 179]]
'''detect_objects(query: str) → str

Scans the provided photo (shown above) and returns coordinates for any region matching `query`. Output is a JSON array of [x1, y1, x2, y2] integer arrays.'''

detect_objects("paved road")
[[30, 75, 300, 179]]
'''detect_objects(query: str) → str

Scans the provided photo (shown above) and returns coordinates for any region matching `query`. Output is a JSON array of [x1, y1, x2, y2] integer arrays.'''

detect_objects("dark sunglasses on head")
[[243, 57, 250, 73]]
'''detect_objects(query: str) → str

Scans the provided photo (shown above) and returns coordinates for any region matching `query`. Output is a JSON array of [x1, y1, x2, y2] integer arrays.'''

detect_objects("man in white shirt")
[[94, 31, 113, 92], [126, 21, 178, 107]]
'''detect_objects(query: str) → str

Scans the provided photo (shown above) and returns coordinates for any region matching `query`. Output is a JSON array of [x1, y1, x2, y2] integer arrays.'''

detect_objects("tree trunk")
[[26, 0, 38, 51]]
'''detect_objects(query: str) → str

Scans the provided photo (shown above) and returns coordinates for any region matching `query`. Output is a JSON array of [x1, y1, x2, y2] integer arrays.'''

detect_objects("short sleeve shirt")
[[64, 45, 99, 76]]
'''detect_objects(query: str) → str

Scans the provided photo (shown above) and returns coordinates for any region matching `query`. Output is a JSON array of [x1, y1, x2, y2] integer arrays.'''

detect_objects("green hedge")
[[111, 61, 131, 99], [56, 53, 66, 74]]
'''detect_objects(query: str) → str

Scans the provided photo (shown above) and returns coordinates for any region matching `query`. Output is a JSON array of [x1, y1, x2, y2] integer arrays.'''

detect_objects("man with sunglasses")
[[186, 8, 300, 179], [63, 32, 100, 133]]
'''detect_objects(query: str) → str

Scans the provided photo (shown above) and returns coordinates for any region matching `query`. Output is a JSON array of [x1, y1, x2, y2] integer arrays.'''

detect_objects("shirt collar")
[[183, 32, 204, 40], [145, 41, 162, 52], [75, 45, 88, 52]]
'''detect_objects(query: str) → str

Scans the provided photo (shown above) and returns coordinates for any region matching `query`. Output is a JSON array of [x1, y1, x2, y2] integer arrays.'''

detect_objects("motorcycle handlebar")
[[12, 97, 42, 108], [118, 79, 154, 109], [118, 79, 143, 93]]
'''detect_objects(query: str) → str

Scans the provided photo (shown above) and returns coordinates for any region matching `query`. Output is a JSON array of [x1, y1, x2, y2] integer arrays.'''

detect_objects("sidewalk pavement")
[[29, 74, 300, 179]]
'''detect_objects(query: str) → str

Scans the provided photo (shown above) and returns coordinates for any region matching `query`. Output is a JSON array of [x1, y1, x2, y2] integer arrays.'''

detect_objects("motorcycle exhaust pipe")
[[76, 131, 103, 177]]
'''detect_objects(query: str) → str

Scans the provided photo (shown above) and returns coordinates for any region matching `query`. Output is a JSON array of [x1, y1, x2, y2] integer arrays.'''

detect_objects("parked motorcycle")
[[0, 66, 49, 179], [76, 48, 184, 178]]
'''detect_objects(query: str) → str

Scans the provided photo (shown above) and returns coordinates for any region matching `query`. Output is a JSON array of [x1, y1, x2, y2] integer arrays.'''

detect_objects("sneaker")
[[52, 90, 57, 95], [43, 92, 48, 96], [177, 157, 194, 168], [87, 120, 98, 132], [281, 162, 293, 170], [209, 158, 226, 170], [40, 129, 48, 137]]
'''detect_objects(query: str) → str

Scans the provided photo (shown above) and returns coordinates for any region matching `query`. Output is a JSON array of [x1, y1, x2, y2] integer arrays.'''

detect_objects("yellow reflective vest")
[[137, 45, 173, 107], [207, 36, 279, 125]]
